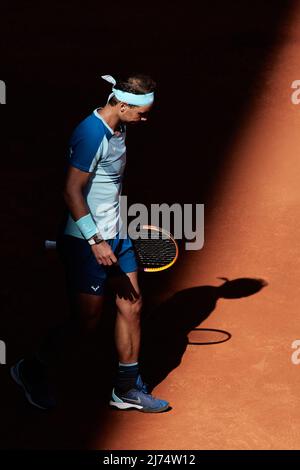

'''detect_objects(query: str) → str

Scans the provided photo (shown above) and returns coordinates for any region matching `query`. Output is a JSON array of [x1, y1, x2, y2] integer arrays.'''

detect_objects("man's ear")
[[120, 102, 129, 113]]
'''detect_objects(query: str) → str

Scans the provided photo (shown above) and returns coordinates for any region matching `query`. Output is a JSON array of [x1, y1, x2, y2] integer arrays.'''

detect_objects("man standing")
[[11, 74, 169, 413]]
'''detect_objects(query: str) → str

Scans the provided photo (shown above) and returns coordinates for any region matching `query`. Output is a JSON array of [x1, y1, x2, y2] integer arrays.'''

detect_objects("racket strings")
[[134, 230, 177, 268]]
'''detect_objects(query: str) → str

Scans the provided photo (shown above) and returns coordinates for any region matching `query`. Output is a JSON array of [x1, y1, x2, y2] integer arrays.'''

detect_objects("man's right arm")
[[63, 165, 117, 266], [63, 165, 91, 220]]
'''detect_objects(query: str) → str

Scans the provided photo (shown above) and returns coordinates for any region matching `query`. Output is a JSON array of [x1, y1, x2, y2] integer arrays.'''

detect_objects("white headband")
[[101, 75, 154, 106]]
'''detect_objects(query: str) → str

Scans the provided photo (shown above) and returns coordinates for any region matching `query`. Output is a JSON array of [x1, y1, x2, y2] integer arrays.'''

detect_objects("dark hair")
[[108, 73, 156, 107]]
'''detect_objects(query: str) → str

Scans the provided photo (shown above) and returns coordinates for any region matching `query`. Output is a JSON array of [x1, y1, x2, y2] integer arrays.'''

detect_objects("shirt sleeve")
[[68, 117, 106, 173]]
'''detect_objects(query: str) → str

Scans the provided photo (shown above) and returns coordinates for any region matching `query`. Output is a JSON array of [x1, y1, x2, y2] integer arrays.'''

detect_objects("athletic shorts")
[[57, 234, 138, 296]]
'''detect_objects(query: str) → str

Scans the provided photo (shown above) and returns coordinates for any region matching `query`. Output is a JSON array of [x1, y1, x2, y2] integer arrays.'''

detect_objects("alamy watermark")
[[0, 340, 6, 365], [291, 339, 300, 365], [96, 196, 205, 250], [0, 80, 6, 104], [290, 80, 300, 104]]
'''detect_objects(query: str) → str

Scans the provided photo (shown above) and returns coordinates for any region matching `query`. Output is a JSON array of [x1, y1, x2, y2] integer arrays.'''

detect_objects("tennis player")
[[11, 74, 169, 413]]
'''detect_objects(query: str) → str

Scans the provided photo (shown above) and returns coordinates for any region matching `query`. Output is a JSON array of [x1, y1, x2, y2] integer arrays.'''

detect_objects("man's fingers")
[[95, 252, 117, 266], [99, 257, 113, 266], [110, 254, 118, 263]]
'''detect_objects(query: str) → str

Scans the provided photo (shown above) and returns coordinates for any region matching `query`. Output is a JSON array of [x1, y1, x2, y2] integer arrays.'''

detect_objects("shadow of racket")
[[187, 328, 231, 345]]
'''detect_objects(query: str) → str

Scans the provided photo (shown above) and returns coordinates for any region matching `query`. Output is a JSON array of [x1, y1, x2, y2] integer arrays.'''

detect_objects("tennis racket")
[[45, 224, 178, 273]]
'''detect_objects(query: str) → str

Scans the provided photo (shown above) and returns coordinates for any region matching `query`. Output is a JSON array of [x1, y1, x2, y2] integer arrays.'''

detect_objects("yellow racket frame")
[[138, 225, 179, 272]]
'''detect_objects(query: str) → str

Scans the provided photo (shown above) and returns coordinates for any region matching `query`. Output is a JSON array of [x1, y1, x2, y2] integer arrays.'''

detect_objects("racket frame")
[[136, 224, 178, 272]]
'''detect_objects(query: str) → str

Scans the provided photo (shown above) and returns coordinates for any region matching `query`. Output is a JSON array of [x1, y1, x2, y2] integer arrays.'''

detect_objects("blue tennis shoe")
[[110, 375, 170, 413]]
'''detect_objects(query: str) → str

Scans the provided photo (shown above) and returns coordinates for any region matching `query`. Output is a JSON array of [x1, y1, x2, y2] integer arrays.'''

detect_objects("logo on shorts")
[[91, 285, 100, 292]]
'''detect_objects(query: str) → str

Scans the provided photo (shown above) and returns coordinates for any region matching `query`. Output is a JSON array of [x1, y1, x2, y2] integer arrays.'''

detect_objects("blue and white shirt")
[[64, 108, 126, 239]]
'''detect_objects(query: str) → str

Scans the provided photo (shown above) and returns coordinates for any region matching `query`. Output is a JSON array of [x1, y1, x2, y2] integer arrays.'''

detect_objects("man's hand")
[[91, 241, 118, 266]]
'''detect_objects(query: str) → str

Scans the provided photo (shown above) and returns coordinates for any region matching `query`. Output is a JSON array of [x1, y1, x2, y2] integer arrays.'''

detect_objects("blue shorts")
[[57, 234, 138, 296]]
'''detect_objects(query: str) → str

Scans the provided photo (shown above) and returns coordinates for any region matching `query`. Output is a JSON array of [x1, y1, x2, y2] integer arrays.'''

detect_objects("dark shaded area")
[[0, 0, 292, 449], [140, 278, 267, 388]]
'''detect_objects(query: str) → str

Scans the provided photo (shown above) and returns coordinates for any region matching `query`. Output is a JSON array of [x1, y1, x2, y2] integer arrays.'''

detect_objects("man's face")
[[118, 103, 153, 123]]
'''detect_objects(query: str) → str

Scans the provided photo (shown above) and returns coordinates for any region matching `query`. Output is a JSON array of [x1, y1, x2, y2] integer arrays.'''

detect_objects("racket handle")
[[45, 240, 57, 250]]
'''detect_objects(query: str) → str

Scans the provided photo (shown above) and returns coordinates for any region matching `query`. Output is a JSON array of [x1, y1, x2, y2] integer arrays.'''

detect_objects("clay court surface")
[[1, 0, 300, 451]]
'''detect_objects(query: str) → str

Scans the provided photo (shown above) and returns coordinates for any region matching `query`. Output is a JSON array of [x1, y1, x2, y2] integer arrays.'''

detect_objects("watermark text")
[[0, 80, 6, 104]]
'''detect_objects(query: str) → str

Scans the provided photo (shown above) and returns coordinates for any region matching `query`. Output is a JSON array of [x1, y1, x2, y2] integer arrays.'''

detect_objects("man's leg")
[[10, 292, 105, 410], [72, 292, 105, 332], [110, 271, 169, 412], [11, 233, 108, 410], [114, 271, 142, 364]]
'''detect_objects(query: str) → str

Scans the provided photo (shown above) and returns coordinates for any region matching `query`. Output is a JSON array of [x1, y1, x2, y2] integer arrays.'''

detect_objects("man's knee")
[[74, 293, 105, 326], [116, 296, 143, 320]]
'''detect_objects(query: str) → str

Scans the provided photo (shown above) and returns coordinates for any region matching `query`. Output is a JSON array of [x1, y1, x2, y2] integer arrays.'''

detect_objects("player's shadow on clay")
[[139, 277, 268, 390]]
